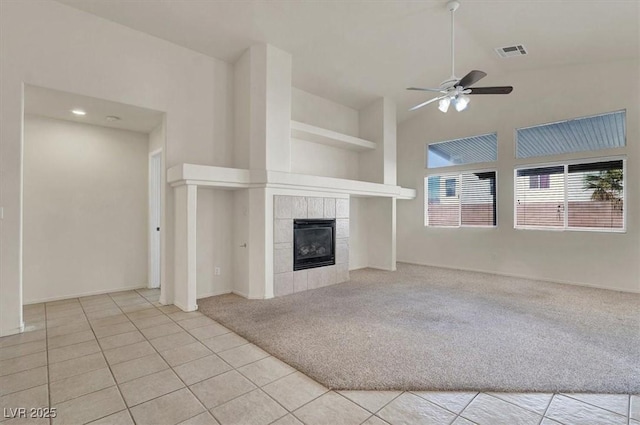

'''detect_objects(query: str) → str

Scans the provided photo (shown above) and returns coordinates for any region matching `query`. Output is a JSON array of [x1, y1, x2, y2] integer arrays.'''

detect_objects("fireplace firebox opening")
[[293, 219, 336, 271]]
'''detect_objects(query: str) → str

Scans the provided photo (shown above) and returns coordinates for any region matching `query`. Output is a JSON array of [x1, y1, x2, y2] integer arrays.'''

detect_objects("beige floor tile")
[[140, 322, 184, 340], [110, 353, 169, 384], [120, 303, 154, 314], [82, 302, 119, 314], [190, 370, 256, 409], [562, 393, 629, 416], [160, 342, 212, 367], [178, 317, 216, 331], [178, 412, 220, 425], [92, 321, 137, 338], [630, 420, 640, 425], [119, 369, 184, 407], [47, 330, 95, 349], [217, 344, 269, 368], [0, 341, 46, 361], [46, 298, 79, 307], [413, 392, 477, 414], [237, 356, 296, 387], [49, 340, 101, 364], [0, 385, 48, 414], [211, 389, 287, 425], [169, 312, 204, 322], [114, 297, 148, 307], [132, 314, 173, 329], [158, 305, 182, 314], [0, 352, 47, 377], [71, 309, 109, 321], [46, 307, 85, 320], [129, 388, 206, 425], [361, 417, 390, 425], [460, 393, 542, 425], [544, 394, 627, 425], [50, 368, 115, 404], [338, 391, 401, 414], [0, 330, 45, 349], [271, 414, 303, 425], [49, 352, 107, 382], [177, 412, 220, 425], [201, 333, 248, 353], [487, 393, 552, 416], [47, 321, 91, 338], [150, 332, 197, 352], [631, 395, 640, 421], [89, 314, 130, 328], [52, 386, 125, 425], [173, 355, 232, 386], [98, 330, 145, 350], [103, 341, 156, 365], [377, 392, 457, 425], [0, 367, 48, 396], [188, 324, 230, 340], [293, 391, 371, 425], [262, 372, 327, 411], [88, 410, 134, 424], [127, 308, 164, 321]]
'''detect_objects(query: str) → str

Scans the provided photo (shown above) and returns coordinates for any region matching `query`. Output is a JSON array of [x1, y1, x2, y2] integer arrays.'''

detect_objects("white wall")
[[196, 189, 234, 299], [290, 88, 360, 180], [23, 115, 148, 302], [397, 59, 640, 292], [0, 0, 234, 335], [349, 197, 369, 270]]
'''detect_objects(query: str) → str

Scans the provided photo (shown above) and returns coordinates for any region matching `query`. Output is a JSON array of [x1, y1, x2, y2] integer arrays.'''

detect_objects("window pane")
[[515, 166, 565, 227], [427, 175, 459, 226], [461, 171, 496, 226], [427, 133, 497, 168], [516, 110, 625, 158], [567, 160, 623, 229]]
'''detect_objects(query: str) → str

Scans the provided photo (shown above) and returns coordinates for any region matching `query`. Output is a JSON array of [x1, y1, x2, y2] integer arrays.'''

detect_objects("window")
[[515, 159, 624, 231], [427, 133, 497, 168], [426, 171, 496, 227], [529, 174, 550, 189], [516, 110, 625, 159]]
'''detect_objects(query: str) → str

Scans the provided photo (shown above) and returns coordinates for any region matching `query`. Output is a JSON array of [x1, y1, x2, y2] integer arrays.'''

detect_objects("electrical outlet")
[[214, 267, 221, 276]]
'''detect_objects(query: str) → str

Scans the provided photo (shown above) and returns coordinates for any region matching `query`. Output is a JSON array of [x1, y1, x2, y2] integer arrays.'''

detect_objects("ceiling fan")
[[408, 0, 513, 113]]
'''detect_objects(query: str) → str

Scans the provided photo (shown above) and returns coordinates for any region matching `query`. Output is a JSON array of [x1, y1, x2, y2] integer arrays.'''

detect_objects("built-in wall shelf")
[[290, 120, 376, 152]]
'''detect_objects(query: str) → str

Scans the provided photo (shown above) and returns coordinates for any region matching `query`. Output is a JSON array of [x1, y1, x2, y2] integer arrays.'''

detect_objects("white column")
[[358, 97, 397, 185], [173, 184, 198, 311]]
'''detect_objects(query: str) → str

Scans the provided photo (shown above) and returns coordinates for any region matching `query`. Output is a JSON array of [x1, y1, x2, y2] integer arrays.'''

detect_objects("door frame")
[[149, 148, 163, 289]]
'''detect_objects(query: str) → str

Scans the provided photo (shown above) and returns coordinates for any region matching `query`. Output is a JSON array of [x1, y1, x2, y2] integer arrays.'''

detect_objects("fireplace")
[[293, 219, 336, 271]]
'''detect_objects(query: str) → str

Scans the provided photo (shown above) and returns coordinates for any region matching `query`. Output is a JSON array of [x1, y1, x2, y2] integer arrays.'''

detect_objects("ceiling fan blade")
[[407, 87, 446, 93], [409, 95, 445, 112], [467, 86, 514, 95], [458, 70, 487, 89]]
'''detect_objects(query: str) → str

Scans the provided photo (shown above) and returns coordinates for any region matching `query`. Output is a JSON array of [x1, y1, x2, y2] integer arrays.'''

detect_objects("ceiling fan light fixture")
[[454, 94, 470, 112], [438, 97, 451, 113]]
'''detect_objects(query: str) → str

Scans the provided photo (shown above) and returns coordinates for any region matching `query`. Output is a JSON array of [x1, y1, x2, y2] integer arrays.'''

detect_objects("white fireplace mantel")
[[167, 163, 416, 199]]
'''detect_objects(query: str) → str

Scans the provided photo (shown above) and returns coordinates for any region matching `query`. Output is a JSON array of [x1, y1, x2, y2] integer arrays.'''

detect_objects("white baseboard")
[[397, 260, 640, 294], [23, 284, 148, 305], [232, 290, 249, 299], [0, 322, 25, 338]]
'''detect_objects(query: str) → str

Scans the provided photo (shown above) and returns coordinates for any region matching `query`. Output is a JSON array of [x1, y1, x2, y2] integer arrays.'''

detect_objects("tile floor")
[[0, 288, 638, 425]]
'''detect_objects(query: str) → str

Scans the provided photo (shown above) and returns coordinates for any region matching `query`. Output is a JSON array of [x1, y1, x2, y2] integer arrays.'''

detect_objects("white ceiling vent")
[[495, 44, 528, 58]]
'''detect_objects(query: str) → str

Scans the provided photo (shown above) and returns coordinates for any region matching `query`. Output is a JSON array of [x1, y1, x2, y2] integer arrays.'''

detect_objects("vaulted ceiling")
[[56, 0, 639, 122]]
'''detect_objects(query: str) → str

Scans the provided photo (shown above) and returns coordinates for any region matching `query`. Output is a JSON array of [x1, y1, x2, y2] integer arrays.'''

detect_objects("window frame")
[[425, 168, 498, 229], [513, 156, 626, 233]]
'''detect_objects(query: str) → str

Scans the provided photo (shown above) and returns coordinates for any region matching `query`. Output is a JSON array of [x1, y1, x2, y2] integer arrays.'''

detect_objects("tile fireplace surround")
[[273, 195, 349, 297]]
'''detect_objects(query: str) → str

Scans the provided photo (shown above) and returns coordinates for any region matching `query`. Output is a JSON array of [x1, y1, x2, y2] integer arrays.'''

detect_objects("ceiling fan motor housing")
[[447, 1, 460, 12]]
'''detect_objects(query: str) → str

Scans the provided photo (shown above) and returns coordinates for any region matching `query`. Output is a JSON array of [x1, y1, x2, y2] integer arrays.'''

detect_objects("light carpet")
[[198, 263, 640, 393]]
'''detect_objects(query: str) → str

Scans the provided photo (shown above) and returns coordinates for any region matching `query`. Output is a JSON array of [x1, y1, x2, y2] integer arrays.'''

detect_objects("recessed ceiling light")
[[71, 109, 86, 116], [106, 116, 121, 122]]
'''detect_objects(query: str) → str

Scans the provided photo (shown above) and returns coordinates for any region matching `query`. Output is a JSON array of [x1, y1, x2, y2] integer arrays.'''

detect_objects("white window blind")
[[516, 110, 625, 159], [427, 133, 497, 168], [426, 171, 496, 227], [515, 159, 624, 230]]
